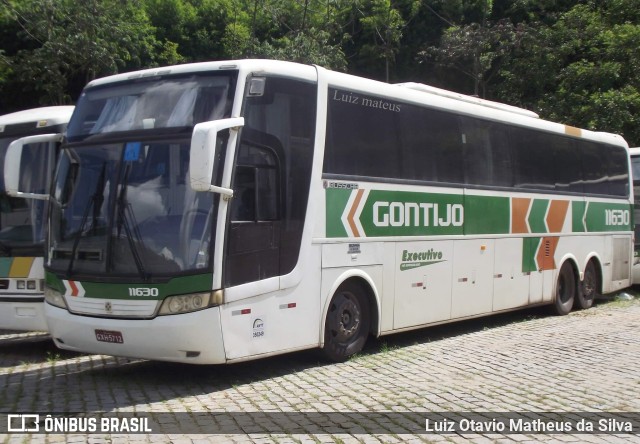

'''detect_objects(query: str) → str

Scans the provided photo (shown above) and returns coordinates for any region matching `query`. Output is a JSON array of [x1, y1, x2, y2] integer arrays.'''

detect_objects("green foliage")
[[3, 0, 157, 107], [422, 18, 528, 97], [0, 0, 639, 145], [495, 0, 640, 144], [358, 0, 406, 81], [144, 0, 233, 62], [253, 28, 347, 70]]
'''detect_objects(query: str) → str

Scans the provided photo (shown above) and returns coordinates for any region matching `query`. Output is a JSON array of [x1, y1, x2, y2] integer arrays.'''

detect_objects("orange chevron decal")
[[537, 236, 560, 271], [348, 189, 365, 238], [69, 280, 80, 297], [546, 200, 569, 233], [511, 197, 531, 234]]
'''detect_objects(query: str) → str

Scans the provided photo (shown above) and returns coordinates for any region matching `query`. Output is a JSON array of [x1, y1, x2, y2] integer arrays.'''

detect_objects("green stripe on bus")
[[45, 272, 213, 300], [359, 190, 464, 237], [572, 200, 587, 232], [522, 237, 541, 273], [463, 195, 510, 235], [528, 199, 549, 234], [584, 202, 633, 231], [325, 188, 632, 238], [325, 187, 351, 238]]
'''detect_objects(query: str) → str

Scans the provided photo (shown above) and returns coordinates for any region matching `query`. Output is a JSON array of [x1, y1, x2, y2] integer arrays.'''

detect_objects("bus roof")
[[83, 59, 318, 89], [81, 59, 627, 149], [396, 82, 540, 119], [0, 106, 75, 128], [629, 147, 640, 156]]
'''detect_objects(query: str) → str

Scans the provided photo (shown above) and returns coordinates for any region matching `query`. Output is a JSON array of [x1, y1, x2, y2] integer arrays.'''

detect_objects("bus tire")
[[552, 262, 576, 316], [575, 260, 599, 310], [322, 281, 370, 362]]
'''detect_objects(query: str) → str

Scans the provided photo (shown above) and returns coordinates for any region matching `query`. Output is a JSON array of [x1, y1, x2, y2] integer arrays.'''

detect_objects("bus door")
[[224, 76, 316, 289], [221, 75, 317, 360], [2, 135, 59, 254], [225, 129, 282, 285]]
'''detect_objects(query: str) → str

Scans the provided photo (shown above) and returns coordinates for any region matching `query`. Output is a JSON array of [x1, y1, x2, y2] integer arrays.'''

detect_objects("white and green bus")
[[629, 147, 640, 283], [5, 60, 631, 363], [0, 106, 74, 331]]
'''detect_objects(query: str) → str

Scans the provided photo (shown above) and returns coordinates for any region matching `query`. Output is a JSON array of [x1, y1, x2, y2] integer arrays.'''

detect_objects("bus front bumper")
[[45, 303, 227, 364], [0, 295, 48, 332]]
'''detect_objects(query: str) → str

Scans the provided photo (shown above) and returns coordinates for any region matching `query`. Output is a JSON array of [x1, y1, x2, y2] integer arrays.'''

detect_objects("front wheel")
[[575, 261, 599, 310], [552, 262, 576, 316], [322, 282, 370, 362]]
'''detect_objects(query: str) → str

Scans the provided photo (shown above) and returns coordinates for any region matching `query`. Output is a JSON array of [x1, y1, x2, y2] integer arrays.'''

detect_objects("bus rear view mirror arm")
[[190, 117, 244, 195], [4, 133, 63, 201]]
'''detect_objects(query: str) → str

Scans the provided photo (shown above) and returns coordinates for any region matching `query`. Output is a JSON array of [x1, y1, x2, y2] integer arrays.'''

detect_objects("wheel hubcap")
[[329, 294, 361, 342]]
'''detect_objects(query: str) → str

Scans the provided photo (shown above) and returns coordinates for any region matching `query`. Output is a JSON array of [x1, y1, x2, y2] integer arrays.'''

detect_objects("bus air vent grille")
[[64, 296, 159, 318]]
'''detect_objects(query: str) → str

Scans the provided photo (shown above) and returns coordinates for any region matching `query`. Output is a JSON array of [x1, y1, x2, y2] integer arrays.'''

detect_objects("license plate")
[[95, 329, 124, 344]]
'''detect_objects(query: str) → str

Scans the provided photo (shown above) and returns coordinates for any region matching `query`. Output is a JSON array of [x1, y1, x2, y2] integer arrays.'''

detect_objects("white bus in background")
[[5, 60, 632, 363], [629, 147, 640, 283], [0, 106, 74, 331]]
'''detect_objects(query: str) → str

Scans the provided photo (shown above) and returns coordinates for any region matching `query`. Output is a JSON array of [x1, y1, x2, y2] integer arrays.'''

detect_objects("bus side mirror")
[[4, 133, 63, 200], [190, 117, 244, 195]]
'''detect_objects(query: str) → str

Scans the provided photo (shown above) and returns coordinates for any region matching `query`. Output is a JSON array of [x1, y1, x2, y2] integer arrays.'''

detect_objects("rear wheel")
[[552, 262, 576, 316], [575, 261, 599, 310], [322, 281, 370, 362]]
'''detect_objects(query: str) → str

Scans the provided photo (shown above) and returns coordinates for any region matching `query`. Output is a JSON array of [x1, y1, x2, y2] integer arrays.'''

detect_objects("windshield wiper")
[[115, 163, 148, 282], [66, 163, 106, 278]]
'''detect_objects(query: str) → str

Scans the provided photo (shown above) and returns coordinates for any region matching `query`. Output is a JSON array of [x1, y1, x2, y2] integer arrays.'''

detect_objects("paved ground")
[[1, 294, 640, 443]]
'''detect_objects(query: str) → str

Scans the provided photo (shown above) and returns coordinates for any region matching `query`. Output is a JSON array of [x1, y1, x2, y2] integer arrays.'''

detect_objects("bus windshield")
[[632, 155, 640, 186], [0, 136, 51, 252], [630, 153, 640, 262], [48, 139, 216, 279], [67, 73, 235, 142], [48, 72, 237, 279]]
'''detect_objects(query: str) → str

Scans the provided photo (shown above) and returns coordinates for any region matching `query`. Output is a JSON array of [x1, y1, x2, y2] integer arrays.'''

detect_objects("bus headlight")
[[44, 286, 67, 309], [158, 292, 212, 315]]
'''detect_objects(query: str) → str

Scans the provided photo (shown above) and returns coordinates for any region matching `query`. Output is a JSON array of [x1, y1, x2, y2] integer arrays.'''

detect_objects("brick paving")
[[0, 296, 639, 443]]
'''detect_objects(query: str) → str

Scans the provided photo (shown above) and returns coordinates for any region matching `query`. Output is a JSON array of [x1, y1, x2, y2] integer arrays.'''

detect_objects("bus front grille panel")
[[64, 297, 159, 318]]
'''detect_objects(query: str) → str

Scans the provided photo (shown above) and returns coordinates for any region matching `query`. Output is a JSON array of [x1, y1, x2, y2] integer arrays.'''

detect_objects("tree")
[[358, 0, 406, 82], [0, 0, 638, 146], [2, 0, 158, 108], [144, 0, 239, 63], [339, 0, 419, 82], [545, 8, 640, 144], [239, 0, 349, 70], [419, 0, 529, 97], [254, 28, 347, 69], [421, 18, 527, 97], [496, 1, 640, 145], [0, 0, 38, 110]]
